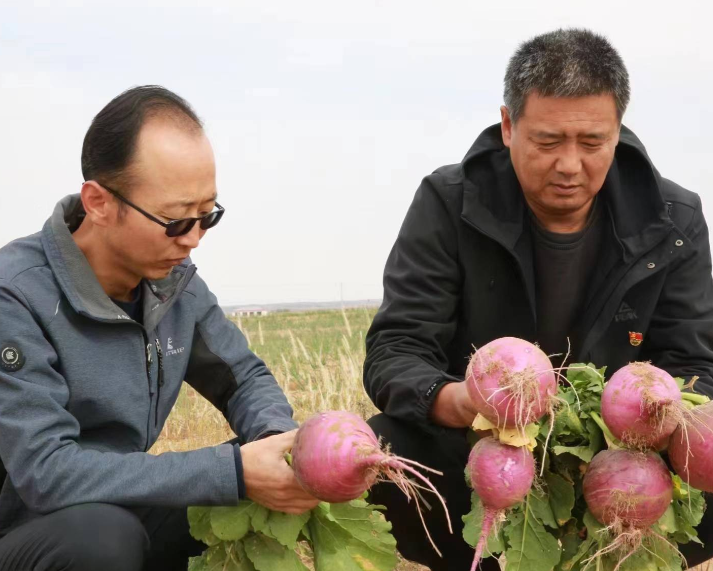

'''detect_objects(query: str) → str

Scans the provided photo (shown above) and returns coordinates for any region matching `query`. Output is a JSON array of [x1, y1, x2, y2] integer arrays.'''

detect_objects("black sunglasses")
[[98, 184, 225, 237]]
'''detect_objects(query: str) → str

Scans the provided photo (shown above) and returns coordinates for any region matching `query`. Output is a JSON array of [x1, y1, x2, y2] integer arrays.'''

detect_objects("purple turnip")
[[583, 449, 675, 569], [466, 437, 535, 571], [466, 337, 558, 432], [291, 411, 452, 555], [601, 362, 683, 449]]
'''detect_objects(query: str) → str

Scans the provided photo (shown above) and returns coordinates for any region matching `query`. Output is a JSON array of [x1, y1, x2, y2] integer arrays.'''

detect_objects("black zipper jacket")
[[364, 124, 713, 432]]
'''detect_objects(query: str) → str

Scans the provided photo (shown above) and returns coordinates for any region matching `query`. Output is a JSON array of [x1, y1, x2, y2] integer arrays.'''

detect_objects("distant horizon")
[[221, 298, 382, 312]]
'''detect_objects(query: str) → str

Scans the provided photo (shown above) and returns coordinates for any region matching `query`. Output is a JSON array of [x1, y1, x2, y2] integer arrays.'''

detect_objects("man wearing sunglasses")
[[0, 86, 319, 571]]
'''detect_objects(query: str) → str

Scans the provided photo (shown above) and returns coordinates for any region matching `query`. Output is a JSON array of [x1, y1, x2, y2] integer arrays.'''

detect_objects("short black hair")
[[504, 29, 630, 123], [81, 85, 203, 193]]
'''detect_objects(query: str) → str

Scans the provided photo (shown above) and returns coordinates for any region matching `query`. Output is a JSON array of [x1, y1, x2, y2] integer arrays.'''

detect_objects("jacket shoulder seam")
[[670, 195, 702, 236], [0, 276, 39, 321], [1, 263, 51, 285]]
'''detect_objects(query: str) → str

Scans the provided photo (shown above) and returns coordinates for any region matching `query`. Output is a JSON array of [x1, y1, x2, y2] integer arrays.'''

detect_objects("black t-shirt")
[[531, 200, 603, 360], [111, 287, 143, 324]]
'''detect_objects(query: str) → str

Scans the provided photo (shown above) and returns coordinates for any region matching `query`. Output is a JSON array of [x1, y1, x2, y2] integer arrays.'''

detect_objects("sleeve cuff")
[[420, 375, 464, 435], [252, 419, 299, 441], [233, 445, 246, 499]]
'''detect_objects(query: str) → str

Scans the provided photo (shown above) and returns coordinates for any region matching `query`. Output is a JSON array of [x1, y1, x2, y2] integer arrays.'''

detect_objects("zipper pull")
[[146, 343, 153, 366], [155, 339, 164, 387], [155, 338, 164, 428]]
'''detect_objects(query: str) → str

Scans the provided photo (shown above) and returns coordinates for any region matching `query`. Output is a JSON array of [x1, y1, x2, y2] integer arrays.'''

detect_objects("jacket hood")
[[459, 123, 674, 261]]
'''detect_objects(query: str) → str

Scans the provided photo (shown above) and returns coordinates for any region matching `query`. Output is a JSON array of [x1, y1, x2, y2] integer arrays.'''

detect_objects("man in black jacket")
[[364, 29, 713, 570]]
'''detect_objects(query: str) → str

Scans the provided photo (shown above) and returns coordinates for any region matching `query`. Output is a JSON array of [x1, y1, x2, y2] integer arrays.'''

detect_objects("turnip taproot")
[[583, 449, 674, 569], [466, 437, 535, 571], [466, 337, 558, 432], [669, 400, 713, 492], [601, 362, 683, 449], [291, 411, 452, 555]]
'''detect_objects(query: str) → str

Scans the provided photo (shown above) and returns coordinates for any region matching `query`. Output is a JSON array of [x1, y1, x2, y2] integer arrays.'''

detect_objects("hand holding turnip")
[[240, 430, 321, 515], [431, 380, 480, 428]]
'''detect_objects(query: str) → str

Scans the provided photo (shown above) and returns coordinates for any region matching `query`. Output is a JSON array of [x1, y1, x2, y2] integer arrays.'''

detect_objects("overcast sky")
[[1, 0, 711, 305]]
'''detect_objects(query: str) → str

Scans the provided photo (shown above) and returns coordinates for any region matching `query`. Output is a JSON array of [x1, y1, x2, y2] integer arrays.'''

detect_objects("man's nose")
[[175, 222, 202, 249], [555, 142, 583, 177]]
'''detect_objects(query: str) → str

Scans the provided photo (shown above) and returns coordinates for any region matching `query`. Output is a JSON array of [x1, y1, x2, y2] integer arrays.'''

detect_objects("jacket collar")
[[460, 123, 675, 261], [41, 194, 195, 326]]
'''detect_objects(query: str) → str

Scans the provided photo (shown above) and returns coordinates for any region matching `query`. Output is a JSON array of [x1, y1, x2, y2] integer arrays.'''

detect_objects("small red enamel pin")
[[629, 332, 643, 346]]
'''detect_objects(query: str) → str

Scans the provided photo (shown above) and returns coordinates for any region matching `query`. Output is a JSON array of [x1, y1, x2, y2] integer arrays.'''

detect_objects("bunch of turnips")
[[463, 337, 710, 571]]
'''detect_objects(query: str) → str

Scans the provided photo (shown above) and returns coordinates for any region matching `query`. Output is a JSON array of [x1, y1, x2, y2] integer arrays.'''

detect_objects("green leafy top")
[[187, 498, 397, 571]]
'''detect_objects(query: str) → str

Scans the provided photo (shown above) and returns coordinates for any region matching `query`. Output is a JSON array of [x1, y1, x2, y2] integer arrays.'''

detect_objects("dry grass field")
[[150, 307, 709, 571], [151, 307, 379, 454]]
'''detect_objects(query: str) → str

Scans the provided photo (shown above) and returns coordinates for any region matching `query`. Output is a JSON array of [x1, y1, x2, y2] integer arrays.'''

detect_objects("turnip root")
[[466, 337, 558, 432], [583, 449, 674, 569], [601, 362, 683, 449], [291, 411, 452, 555], [669, 400, 713, 492], [466, 437, 535, 571]]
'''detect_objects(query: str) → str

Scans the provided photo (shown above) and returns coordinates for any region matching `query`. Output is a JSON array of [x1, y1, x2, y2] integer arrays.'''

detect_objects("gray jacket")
[[0, 195, 297, 535]]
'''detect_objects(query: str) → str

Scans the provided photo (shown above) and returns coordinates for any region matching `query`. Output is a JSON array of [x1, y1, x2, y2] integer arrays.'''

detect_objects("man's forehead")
[[157, 192, 218, 211], [130, 118, 217, 209], [162, 193, 218, 208], [133, 117, 215, 174], [520, 92, 618, 122]]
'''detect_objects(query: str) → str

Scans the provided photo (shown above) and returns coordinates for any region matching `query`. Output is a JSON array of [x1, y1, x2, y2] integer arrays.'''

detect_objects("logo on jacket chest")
[[614, 301, 638, 323], [165, 337, 185, 356]]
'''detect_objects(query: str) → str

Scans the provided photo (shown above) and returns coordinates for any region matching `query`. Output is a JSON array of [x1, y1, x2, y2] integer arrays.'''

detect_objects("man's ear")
[[501, 106, 513, 148], [80, 181, 115, 228]]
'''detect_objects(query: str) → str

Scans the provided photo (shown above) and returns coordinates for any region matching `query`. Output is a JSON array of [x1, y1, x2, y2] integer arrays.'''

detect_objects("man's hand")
[[430, 381, 478, 428], [240, 430, 321, 515]]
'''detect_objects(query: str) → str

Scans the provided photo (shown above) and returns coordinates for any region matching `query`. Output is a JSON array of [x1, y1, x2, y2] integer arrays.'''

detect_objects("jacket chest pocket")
[[588, 273, 666, 371]]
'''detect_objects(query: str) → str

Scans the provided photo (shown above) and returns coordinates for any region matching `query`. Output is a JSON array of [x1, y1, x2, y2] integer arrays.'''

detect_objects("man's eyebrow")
[[164, 193, 218, 209], [531, 131, 609, 140], [579, 133, 608, 140], [531, 131, 563, 139]]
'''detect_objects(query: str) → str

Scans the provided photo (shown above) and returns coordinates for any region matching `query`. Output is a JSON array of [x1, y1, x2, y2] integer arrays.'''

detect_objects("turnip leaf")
[[544, 471, 575, 526], [502, 509, 561, 571], [308, 500, 398, 571], [243, 535, 310, 571], [265, 510, 311, 548], [188, 506, 222, 546], [188, 542, 256, 571], [529, 489, 558, 529], [210, 502, 259, 541]]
